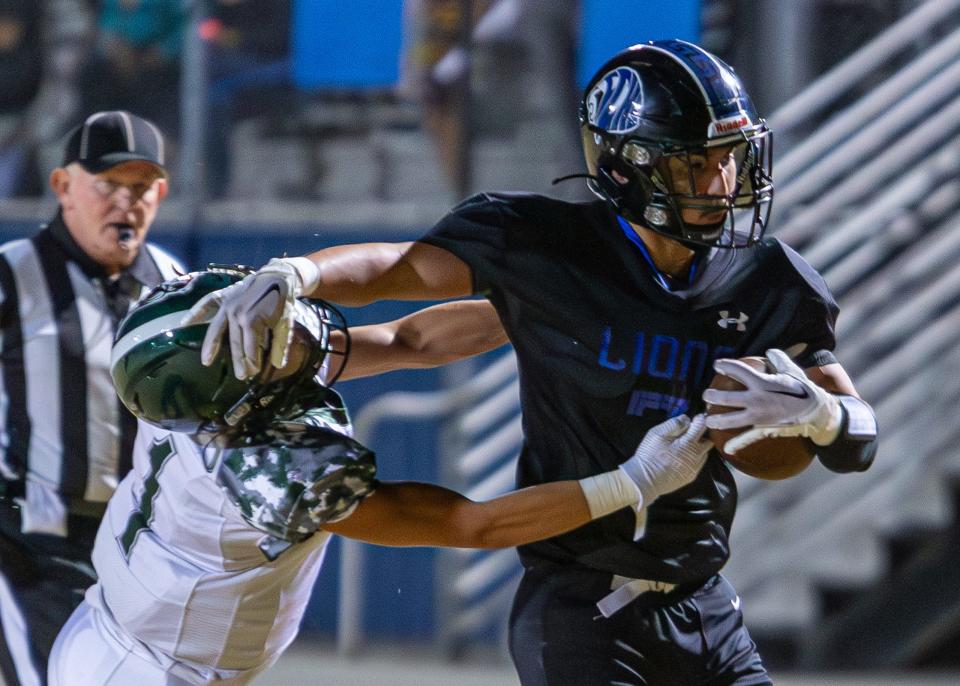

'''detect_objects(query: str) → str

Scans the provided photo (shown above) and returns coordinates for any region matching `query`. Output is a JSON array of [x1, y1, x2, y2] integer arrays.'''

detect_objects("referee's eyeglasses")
[[91, 178, 160, 205]]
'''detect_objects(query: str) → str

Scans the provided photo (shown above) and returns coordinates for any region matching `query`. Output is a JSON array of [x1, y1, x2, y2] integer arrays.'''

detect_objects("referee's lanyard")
[[617, 216, 699, 290]]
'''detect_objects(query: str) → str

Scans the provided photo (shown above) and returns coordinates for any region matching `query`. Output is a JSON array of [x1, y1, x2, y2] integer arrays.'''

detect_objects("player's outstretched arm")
[[337, 300, 508, 382], [300, 241, 473, 305], [183, 241, 472, 380], [322, 414, 712, 549], [322, 480, 595, 549]]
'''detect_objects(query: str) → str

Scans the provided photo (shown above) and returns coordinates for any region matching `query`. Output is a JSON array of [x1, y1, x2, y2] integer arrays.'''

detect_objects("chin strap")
[[551, 172, 597, 185], [554, 168, 742, 252]]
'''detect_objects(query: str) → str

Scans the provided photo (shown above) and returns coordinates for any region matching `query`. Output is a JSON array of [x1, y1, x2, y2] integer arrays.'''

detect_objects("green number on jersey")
[[118, 436, 176, 559]]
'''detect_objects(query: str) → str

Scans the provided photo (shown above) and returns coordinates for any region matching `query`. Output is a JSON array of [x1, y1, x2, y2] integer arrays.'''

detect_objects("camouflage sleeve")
[[215, 427, 377, 544]]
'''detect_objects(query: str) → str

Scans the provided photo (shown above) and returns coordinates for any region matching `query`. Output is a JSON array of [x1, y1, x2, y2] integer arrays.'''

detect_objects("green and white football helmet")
[[111, 266, 348, 434]]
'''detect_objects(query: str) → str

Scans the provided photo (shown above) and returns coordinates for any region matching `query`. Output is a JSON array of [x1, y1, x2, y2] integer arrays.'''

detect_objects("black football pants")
[[0, 500, 98, 686], [509, 566, 772, 686]]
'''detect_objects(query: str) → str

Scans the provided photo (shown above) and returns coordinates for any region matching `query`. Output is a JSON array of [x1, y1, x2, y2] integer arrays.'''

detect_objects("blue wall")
[[577, 0, 701, 85], [292, 0, 405, 89]]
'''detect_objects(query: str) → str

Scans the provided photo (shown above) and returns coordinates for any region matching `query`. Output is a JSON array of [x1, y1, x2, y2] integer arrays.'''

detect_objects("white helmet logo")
[[586, 67, 644, 134]]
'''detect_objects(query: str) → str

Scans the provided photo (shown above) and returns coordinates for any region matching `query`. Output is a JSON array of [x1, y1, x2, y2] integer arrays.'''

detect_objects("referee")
[[0, 111, 183, 686]]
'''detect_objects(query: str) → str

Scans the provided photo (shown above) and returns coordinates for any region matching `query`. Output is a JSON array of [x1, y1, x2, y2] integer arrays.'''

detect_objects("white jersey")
[[89, 421, 333, 674]]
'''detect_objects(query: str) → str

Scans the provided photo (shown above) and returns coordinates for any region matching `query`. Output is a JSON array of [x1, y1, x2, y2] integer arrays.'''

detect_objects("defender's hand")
[[702, 348, 842, 454], [618, 413, 712, 508], [182, 258, 316, 379]]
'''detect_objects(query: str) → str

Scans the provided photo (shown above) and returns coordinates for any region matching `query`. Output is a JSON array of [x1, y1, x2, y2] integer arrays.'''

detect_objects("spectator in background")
[[402, 0, 582, 196], [0, 0, 41, 195], [0, 0, 92, 197], [202, 0, 293, 198], [402, 0, 495, 191], [80, 0, 186, 149], [511, 0, 584, 196]]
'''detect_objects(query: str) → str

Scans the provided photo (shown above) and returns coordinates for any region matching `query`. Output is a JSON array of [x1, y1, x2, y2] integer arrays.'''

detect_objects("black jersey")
[[422, 192, 838, 583]]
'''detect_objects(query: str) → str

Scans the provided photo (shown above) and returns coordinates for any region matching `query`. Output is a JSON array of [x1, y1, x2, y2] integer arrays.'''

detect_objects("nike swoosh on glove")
[[618, 413, 713, 509], [182, 259, 312, 380], [702, 348, 842, 454]]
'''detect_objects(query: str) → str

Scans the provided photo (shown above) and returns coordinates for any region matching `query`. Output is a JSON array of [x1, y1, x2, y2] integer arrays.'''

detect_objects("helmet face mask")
[[111, 267, 348, 435], [580, 39, 774, 249]]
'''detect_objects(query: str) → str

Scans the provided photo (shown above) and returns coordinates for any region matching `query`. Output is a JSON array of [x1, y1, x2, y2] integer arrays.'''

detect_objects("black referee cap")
[[62, 111, 167, 175]]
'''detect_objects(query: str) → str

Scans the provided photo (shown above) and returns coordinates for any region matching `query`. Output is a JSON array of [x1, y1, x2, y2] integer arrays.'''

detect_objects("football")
[[706, 356, 814, 480]]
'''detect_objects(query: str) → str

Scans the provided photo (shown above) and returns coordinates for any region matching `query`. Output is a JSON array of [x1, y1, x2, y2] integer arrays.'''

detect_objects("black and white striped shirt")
[[0, 213, 182, 533]]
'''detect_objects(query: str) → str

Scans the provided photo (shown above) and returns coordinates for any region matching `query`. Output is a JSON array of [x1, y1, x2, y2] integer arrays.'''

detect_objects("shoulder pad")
[[216, 424, 376, 543]]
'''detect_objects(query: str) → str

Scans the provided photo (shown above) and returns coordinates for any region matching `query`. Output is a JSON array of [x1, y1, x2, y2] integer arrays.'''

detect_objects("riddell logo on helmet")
[[710, 116, 750, 136]]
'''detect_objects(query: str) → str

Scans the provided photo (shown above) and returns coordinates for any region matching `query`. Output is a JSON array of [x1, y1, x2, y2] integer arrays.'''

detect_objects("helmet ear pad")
[[589, 142, 679, 231]]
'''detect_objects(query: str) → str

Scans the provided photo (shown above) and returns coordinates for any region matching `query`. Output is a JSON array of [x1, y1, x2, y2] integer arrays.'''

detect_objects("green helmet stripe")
[[111, 311, 203, 371]]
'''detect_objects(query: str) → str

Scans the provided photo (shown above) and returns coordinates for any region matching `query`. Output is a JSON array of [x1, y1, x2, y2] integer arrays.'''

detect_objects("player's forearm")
[[457, 482, 593, 548], [339, 301, 508, 381], [324, 480, 596, 549], [300, 243, 411, 305], [300, 241, 472, 305], [810, 396, 878, 472]]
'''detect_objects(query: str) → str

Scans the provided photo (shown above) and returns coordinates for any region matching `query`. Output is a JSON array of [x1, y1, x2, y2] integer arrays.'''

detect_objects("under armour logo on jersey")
[[717, 311, 749, 332]]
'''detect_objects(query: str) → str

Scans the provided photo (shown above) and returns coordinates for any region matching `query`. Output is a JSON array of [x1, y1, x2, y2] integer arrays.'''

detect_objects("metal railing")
[[724, 0, 960, 633], [768, 0, 960, 134]]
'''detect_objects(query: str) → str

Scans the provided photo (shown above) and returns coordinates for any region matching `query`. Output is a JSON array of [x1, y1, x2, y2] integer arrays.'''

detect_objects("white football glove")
[[702, 348, 842, 454], [182, 258, 320, 380], [618, 413, 712, 509]]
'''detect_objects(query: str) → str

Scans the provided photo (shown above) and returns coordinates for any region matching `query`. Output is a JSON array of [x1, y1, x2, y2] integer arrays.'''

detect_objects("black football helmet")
[[579, 39, 773, 248], [110, 266, 348, 434]]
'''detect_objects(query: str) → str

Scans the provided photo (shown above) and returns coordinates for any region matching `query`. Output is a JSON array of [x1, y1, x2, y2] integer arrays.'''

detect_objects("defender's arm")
[[336, 300, 508, 382], [323, 481, 592, 549], [323, 414, 713, 549]]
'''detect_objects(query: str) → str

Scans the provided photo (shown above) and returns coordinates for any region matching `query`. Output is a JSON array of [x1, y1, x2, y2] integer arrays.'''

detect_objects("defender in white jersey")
[[49, 268, 713, 685]]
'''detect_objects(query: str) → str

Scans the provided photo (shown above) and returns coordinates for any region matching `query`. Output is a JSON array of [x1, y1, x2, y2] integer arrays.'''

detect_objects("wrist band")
[[809, 394, 843, 446], [813, 395, 878, 473], [578, 470, 641, 519], [836, 395, 878, 439], [280, 257, 321, 294]]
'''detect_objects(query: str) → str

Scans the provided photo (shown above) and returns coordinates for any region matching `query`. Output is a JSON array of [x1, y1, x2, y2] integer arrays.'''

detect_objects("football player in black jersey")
[[187, 40, 879, 686]]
